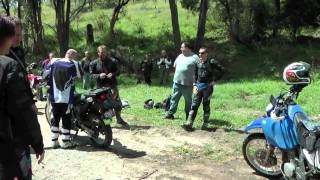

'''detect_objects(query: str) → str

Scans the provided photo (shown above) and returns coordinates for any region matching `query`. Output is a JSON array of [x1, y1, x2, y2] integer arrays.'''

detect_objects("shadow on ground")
[[44, 135, 148, 159], [201, 119, 245, 134]]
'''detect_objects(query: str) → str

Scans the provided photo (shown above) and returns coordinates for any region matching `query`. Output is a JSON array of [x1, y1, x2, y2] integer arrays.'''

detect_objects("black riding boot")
[[201, 113, 210, 130], [182, 110, 195, 131], [115, 110, 129, 127]]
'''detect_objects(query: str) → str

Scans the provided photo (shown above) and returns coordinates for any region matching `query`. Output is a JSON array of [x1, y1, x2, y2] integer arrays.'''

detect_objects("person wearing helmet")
[[182, 47, 225, 131]]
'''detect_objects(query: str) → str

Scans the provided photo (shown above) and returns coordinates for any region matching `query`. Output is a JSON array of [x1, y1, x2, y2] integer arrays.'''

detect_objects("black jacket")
[[195, 58, 225, 83], [89, 57, 120, 88], [140, 60, 153, 74], [7, 47, 34, 101], [81, 58, 91, 73], [0, 55, 44, 178]]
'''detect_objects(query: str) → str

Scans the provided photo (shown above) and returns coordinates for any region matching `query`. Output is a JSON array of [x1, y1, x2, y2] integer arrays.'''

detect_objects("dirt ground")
[[30, 101, 270, 180]]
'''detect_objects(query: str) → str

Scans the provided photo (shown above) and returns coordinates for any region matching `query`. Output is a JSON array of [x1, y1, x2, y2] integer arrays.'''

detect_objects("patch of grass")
[[172, 143, 199, 160], [202, 144, 215, 157]]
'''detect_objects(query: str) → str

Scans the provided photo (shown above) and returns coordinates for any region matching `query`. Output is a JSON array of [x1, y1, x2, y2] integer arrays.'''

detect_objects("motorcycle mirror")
[[270, 95, 276, 106]]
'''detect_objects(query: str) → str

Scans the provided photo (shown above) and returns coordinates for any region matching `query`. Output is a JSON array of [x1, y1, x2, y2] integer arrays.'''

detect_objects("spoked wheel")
[[243, 133, 283, 178], [90, 118, 113, 149], [35, 84, 44, 101], [45, 100, 52, 126]]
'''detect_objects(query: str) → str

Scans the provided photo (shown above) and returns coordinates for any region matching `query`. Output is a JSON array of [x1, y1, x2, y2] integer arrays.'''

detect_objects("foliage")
[[283, 0, 320, 37], [180, 0, 199, 12]]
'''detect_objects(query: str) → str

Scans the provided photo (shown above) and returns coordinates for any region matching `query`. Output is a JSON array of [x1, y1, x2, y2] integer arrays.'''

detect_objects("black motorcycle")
[[45, 87, 117, 148]]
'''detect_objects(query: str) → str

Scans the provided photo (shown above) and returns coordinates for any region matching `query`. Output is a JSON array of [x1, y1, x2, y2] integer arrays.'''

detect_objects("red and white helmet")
[[283, 62, 311, 85]]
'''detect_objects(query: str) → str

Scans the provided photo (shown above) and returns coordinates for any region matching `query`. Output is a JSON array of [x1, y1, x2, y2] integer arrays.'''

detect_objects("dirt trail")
[[31, 101, 268, 180]]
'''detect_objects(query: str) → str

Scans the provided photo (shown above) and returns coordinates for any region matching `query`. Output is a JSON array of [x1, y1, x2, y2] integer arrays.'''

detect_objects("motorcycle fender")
[[244, 118, 265, 133], [103, 119, 112, 126]]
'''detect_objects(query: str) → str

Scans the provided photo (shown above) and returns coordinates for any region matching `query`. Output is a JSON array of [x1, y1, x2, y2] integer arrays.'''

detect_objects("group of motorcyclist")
[[0, 16, 227, 180]]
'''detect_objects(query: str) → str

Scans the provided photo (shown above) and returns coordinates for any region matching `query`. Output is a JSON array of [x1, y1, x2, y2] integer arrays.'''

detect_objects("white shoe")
[[61, 141, 77, 149], [52, 140, 60, 149]]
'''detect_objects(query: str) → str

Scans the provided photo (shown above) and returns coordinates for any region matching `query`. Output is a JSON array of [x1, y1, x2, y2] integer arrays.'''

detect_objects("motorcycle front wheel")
[[45, 100, 51, 125], [243, 133, 283, 178], [35, 84, 44, 101]]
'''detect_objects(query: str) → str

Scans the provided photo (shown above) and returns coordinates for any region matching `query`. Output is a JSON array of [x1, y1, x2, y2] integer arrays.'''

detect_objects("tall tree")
[[1, 0, 10, 16], [109, 0, 130, 44], [52, 0, 87, 56], [272, 0, 280, 36], [26, 0, 46, 56], [17, 0, 22, 19], [194, 0, 208, 52], [169, 0, 181, 52]]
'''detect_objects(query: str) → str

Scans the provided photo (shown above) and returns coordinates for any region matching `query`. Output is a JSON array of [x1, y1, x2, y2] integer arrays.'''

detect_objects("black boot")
[[201, 113, 210, 130], [115, 111, 129, 127], [182, 110, 195, 131]]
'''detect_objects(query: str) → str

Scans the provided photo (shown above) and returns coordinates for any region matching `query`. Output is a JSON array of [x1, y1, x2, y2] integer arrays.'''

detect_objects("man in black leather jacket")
[[90, 45, 128, 126], [0, 16, 44, 180], [183, 47, 225, 131]]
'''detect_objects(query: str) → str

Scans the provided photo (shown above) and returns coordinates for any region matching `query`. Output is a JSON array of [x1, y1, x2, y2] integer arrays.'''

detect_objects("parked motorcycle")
[[45, 87, 117, 148], [27, 63, 46, 101], [243, 84, 320, 179]]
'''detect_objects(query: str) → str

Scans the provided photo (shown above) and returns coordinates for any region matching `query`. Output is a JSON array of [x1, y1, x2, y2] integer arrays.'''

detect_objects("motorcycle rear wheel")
[[90, 120, 113, 149], [243, 133, 283, 178]]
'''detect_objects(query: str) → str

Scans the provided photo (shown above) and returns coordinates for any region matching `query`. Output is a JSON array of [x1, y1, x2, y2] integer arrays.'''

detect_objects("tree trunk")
[[86, 24, 94, 46], [17, 0, 22, 19], [54, 0, 71, 56], [109, 0, 130, 45], [109, 6, 119, 39], [194, 0, 208, 52], [169, 0, 181, 52], [89, 0, 93, 11], [28, 0, 46, 56], [1, 0, 10, 16], [53, 0, 86, 56]]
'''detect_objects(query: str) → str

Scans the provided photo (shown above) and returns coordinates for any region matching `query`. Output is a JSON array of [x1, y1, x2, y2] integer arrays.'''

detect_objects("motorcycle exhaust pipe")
[[79, 124, 95, 137]]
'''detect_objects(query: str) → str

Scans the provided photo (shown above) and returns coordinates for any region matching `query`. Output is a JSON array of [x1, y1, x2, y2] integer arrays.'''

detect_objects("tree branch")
[[70, 0, 87, 21]]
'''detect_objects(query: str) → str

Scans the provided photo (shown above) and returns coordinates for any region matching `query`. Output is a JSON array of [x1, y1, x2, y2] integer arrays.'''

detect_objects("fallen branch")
[[139, 169, 158, 179]]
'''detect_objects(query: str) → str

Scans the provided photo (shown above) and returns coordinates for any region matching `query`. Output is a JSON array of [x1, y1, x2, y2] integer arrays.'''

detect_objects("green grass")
[[74, 74, 320, 130]]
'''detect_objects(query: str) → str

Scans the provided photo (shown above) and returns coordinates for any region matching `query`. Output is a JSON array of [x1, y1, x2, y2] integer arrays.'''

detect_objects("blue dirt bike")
[[243, 84, 320, 179]]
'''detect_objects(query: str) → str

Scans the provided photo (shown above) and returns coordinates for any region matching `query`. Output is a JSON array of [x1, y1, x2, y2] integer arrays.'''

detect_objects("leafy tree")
[[169, 0, 181, 52], [283, 0, 320, 38], [51, 0, 87, 56], [1, 0, 10, 15], [25, 0, 46, 56]]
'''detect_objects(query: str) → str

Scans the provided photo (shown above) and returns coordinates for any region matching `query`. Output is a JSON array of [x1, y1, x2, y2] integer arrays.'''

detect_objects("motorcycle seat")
[[84, 87, 112, 97]]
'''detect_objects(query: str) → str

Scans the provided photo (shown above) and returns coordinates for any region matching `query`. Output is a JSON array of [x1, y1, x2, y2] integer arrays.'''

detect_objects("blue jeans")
[[167, 83, 193, 115]]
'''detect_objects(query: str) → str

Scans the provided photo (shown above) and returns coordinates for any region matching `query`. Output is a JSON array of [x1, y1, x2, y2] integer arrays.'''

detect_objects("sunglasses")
[[199, 52, 207, 55]]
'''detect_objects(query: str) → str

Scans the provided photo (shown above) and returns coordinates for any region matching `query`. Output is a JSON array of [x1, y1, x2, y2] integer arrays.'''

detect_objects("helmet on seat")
[[283, 62, 311, 85]]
